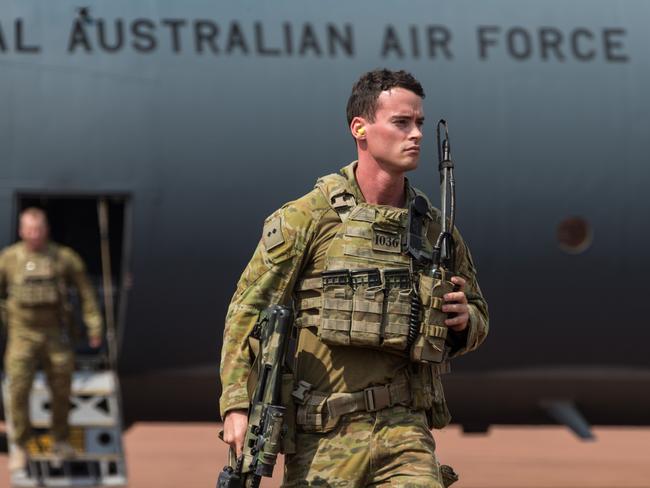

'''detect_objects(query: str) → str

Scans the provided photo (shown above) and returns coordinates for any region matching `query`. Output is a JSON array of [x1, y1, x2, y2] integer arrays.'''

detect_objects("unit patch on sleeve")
[[262, 215, 285, 251]]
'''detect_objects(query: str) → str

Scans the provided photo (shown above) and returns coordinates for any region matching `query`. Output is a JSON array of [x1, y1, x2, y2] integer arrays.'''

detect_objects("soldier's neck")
[[355, 159, 406, 208], [23, 240, 48, 254]]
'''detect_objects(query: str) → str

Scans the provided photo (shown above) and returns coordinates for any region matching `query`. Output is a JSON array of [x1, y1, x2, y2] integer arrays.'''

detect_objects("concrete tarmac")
[[2, 422, 650, 487]]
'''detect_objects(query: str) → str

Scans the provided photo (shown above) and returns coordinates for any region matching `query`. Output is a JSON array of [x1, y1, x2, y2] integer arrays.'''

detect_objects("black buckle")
[[291, 380, 313, 405], [322, 269, 351, 287], [350, 268, 381, 288], [383, 268, 411, 290]]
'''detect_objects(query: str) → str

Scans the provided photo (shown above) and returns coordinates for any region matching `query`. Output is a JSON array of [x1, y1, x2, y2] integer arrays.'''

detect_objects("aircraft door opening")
[[2, 192, 131, 487]]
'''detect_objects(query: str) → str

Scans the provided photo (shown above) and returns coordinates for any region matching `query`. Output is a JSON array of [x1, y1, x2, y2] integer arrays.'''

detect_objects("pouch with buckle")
[[382, 268, 412, 352], [319, 269, 353, 346], [350, 268, 383, 347], [411, 272, 454, 364], [294, 382, 339, 434]]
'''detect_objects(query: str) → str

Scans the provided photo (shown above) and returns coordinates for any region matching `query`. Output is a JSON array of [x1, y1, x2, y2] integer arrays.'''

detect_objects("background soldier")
[[220, 69, 489, 486], [0, 207, 103, 473]]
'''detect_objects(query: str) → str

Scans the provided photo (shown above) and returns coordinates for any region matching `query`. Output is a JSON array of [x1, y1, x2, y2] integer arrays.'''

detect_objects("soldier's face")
[[19, 215, 49, 251], [365, 88, 424, 174]]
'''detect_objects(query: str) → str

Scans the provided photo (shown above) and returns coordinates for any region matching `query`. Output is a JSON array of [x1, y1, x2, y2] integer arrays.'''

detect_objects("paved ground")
[[2, 422, 650, 487]]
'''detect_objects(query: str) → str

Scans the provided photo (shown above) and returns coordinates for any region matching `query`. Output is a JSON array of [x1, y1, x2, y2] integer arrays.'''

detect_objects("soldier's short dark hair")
[[346, 69, 425, 126]]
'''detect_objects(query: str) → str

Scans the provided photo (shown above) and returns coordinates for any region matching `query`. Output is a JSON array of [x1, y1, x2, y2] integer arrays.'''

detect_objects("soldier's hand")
[[443, 276, 470, 332], [89, 337, 102, 348], [223, 409, 248, 457]]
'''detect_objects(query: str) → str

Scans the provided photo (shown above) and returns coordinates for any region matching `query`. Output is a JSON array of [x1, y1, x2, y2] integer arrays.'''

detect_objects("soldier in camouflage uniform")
[[0, 208, 103, 472], [220, 69, 489, 486]]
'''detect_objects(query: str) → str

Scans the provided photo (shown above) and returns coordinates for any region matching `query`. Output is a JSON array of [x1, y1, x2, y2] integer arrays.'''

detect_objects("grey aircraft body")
[[1, 0, 649, 433]]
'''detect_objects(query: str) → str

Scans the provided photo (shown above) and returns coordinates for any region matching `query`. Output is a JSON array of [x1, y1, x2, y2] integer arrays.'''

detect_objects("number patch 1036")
[[372, 230, 401, 253]]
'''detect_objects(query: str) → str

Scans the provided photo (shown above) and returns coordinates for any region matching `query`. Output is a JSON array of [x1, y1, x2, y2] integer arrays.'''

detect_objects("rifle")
[[217, 305, 293, 488]]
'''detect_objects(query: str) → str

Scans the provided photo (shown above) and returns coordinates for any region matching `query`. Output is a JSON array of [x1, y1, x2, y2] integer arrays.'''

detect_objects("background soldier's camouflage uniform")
[[0, 241, 103, 447], [220, 162, 489, 486]]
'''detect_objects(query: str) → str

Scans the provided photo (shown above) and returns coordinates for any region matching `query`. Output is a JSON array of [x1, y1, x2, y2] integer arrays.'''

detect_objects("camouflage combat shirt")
[[220, 162, 489, 417], [0, 241, 103, 340]]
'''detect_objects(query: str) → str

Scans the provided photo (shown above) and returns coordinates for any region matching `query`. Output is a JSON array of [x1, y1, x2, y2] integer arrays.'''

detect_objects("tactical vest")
[[9, 245, 62, 307], [289, 172, 453, 434], [294, 173, 453, 364]]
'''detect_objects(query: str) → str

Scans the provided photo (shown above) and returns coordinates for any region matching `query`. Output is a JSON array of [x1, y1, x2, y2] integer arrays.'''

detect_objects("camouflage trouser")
[[283, 406, 444, 487], [4, 326, 74, 446]]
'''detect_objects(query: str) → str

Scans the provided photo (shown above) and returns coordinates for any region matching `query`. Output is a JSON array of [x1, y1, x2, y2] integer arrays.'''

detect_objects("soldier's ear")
[[350, 118, 367, 141]]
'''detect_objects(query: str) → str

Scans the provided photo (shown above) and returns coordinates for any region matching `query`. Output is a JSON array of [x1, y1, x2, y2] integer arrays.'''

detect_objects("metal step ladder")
[[3, 370, 127, 487]]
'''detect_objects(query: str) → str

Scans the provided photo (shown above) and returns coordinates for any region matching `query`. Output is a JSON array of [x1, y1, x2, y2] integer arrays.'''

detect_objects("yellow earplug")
[[357, 127, 366, 136]]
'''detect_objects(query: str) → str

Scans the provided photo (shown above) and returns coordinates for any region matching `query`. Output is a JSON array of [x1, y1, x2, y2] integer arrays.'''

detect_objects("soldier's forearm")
[[72, 272, 104, 338], [448, 300, 488, 358], [220, 302, 259, 416]]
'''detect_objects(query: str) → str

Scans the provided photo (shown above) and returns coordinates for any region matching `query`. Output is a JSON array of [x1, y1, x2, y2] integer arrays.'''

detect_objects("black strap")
[[405, 195, 432, 265]]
